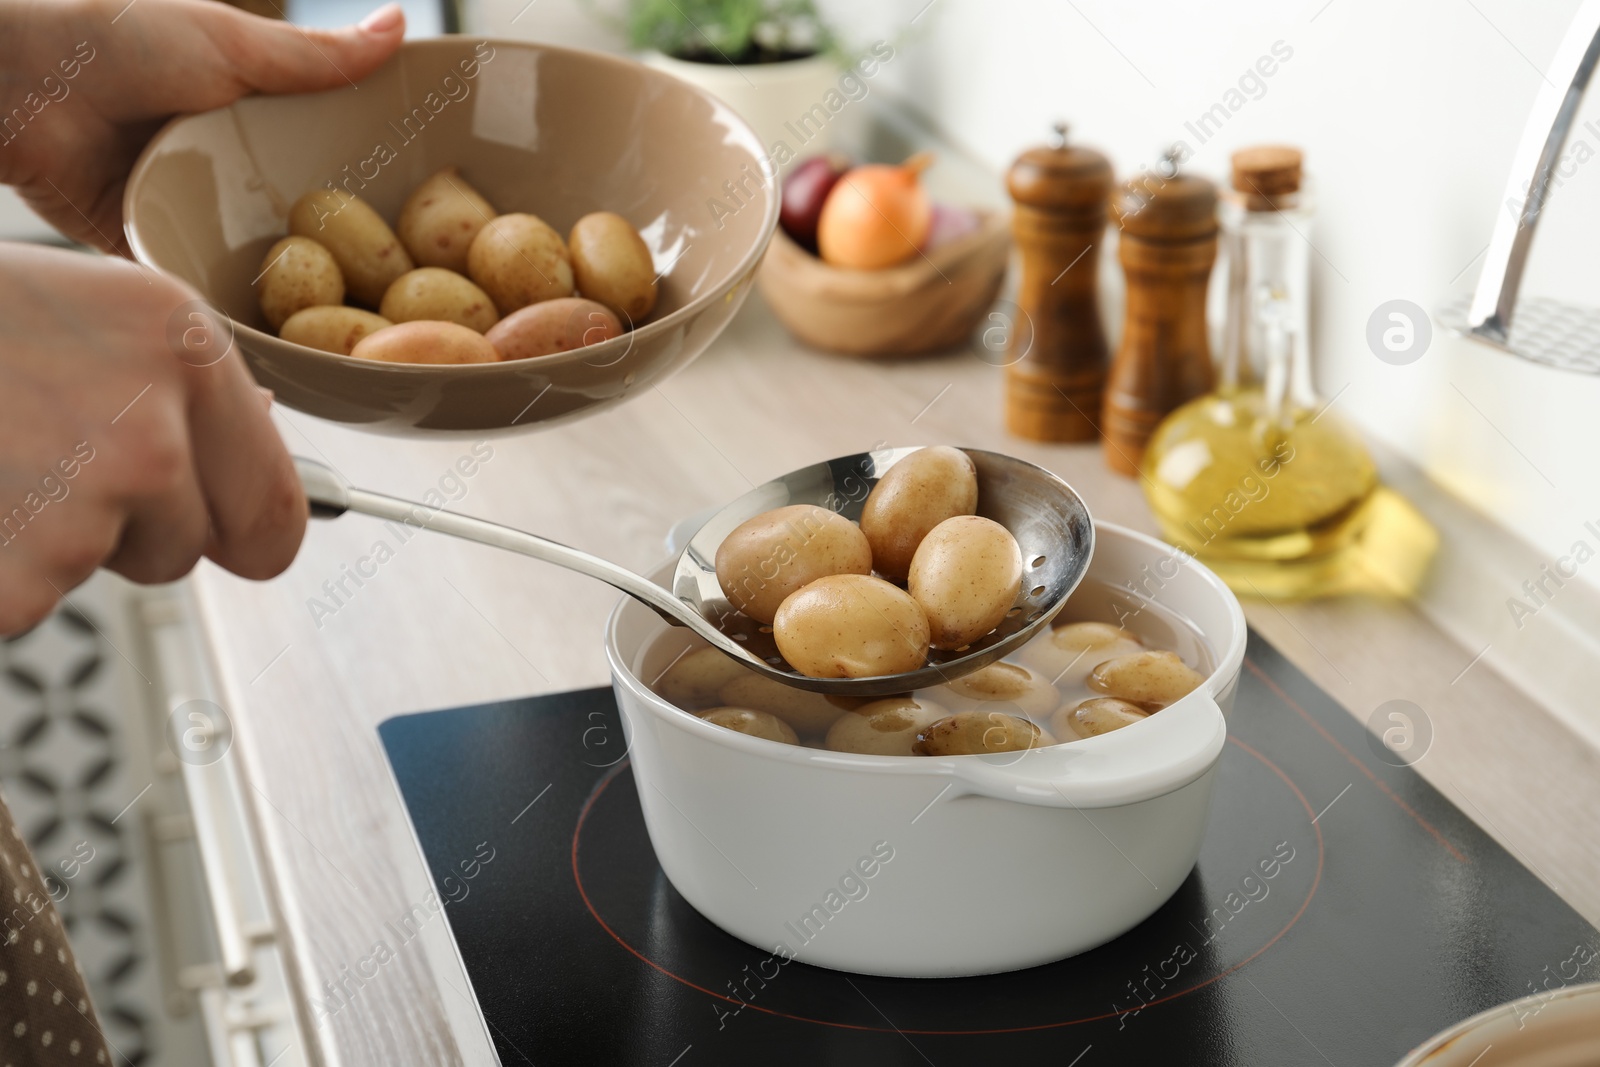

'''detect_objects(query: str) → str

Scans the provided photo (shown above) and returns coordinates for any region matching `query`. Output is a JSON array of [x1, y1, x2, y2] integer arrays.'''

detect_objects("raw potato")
[[825, 696, 947, 756], [719, 674, 843, 736], [908, 516, 1023, 649], [380, 268, 499, 333], [256, 236, 343, 330], [466, 213, 575, 314], [288, 189, 413, 308], [279, 306, 392, 356], [936, 661, 1060, 718], [773, 573, 930, 679], [914, 710, 1054, 756], [859, 446, 978, 583], [485, 297, 623, 361], [1055, 697, 1148, 740], [568, 211, 658, 323], [655, 645, 751, 710], [1088, 650, 1204, 706], [699, 707, 799, 746], [715, 504, 872, 625], [348, 320, 499, 365], [397, 166, 495, 273]]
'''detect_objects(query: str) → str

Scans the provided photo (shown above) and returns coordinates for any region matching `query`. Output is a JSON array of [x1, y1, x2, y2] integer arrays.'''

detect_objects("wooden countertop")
[[187, 295, 1600, 1067]]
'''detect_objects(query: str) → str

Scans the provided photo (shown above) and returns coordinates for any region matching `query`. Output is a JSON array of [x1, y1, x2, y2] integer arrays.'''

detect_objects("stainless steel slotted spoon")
[[295, 446, 1094, 697]]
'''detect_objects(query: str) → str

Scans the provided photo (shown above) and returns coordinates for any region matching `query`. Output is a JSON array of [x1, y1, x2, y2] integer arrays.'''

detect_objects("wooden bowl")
[[757, 209, 1010, 358]]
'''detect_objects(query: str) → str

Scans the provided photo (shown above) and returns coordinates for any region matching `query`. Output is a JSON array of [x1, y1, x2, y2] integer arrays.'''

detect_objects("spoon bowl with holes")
[[296, 446, 1093, 696]]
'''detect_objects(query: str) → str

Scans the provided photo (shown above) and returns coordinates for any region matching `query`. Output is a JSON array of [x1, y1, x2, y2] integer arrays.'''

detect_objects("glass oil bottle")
[[1140, 146, 1436, 598]]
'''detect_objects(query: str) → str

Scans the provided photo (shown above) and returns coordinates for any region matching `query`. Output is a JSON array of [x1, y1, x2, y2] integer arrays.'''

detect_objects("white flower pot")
[[640, 51, 842, 167]]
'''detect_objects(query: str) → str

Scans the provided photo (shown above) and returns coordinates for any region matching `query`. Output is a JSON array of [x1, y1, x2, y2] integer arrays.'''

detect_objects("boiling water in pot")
[[640, 578, 1214, 754]]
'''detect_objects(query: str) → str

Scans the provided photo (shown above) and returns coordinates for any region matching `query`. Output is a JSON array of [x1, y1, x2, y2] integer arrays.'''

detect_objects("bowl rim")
[[1394, 980, 1600, 1065], [121, 36, 781, 375], [605, 520, 1248, 785]]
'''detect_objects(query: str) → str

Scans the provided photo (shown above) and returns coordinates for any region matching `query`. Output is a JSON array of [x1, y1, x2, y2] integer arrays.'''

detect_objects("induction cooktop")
[[378, 632, 1599, 1066]]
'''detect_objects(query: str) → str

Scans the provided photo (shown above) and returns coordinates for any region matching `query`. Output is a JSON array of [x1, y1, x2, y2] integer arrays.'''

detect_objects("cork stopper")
[[1231, 145, 1303, 210], [1007, 122, 1114, 215], [1112, 148, 1218, 240]]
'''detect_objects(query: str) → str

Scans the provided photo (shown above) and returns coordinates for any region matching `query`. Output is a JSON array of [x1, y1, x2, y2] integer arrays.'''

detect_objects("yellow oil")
[[1142, 387, 1438, 598]]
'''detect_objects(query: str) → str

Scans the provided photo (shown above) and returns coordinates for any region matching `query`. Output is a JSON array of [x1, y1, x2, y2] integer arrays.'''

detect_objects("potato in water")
[[908, 515, 1023, 650], [774, 573, 930, 679], [485, 298, 623, 361], [256, 236, 343, 331], [825, 696, 946, 756], [858, 446, 978, 583], [719, 674, 844, 736], [915, 710, 1053, 756], [380, 268, 499, 334], [467, 213, 575, 314], [568, 211, 659, 323], [288, 189, 413, 308], [396, 166, 495, 274], [279, 306, 391, 356], [655, 646, 752, 710], [349, 320, 498, 365], [715, 505, 872, 625], [1053, 621, 1137, 650], [935, 661, 1060, 718], [699, 707, 798, 746], [1088, 650, 1203, 706], [1020, 620, 1143, 678], [1055, 697, 1148, 739]]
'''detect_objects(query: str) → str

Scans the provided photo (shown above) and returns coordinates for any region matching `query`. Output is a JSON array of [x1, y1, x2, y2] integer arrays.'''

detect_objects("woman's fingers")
[[0, 500, 123, 636], [95, 381, 211, 583], [184, 350, 307, 582]]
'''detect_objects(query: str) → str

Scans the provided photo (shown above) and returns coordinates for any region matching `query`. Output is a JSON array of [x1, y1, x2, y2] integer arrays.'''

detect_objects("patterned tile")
[[1, 584, 156, 1065]]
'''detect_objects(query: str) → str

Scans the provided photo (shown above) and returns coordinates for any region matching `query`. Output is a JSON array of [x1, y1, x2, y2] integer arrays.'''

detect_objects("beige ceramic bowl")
[[124, 38, 777, 434], [1395, 981, 1600, 1066]]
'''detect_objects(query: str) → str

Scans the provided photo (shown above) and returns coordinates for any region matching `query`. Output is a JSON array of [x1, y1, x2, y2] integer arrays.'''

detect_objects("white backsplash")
[[468, 0, 1600, 741], [469, 0, 1600, 595]]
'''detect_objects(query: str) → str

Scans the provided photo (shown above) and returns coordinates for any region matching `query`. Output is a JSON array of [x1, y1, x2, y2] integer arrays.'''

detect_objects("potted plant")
[[612, 0, 845, 160]]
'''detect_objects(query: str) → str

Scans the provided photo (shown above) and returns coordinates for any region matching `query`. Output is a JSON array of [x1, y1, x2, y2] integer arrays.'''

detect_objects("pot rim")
[[605, 521, 1247, 805], [639, 49, 839, 72]]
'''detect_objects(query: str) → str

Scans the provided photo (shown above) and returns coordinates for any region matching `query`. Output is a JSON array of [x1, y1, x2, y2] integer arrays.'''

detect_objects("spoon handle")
[[293, 456, 694, 629]]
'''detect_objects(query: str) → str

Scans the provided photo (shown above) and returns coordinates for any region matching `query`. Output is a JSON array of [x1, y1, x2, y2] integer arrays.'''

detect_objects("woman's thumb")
[[223, 3, 406, 95]]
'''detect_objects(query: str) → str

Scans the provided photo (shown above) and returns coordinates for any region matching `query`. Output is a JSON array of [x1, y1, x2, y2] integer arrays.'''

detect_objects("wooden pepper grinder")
[[1102, 149, 1219, 476], [1003, 123, 1113, 442]]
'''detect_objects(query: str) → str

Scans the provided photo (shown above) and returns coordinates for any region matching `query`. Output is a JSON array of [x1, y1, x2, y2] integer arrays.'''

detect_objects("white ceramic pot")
[[640, 51, 841, 164], [605, 523, 1247, 978]]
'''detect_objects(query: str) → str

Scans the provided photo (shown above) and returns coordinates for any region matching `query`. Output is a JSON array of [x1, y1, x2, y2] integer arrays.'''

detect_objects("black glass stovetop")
[[378, 632, 1598, 1066]]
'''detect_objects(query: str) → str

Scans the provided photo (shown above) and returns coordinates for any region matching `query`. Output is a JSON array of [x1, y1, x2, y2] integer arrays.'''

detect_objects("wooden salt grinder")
[[1102, 152, 1219, 476], [1003, 124, 1113, 442]]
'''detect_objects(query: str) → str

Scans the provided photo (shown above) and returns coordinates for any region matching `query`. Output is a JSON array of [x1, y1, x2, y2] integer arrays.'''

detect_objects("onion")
[[816, 152, 934, 270], [922, 202, 981, 251]]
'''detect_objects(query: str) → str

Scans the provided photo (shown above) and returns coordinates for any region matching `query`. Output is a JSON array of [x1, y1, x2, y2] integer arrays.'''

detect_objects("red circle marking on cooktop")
[[569, 736, 1325, 1035]]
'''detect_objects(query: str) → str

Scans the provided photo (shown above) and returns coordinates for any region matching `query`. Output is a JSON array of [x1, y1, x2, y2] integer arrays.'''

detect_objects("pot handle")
[[942, 691, 1228, 809]]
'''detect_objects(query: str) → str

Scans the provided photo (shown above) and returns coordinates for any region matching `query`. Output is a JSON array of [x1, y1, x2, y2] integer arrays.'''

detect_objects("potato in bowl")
[[123, 38, 778, 434]]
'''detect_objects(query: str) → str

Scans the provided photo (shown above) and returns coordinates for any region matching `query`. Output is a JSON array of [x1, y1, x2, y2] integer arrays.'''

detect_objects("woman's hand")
[[0, 0, 408, 633], [0, 0, 405, 252], [0, 243, 310, 634]]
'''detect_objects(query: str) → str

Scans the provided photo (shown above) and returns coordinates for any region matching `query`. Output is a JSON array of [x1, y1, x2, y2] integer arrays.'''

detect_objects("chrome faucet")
[[1443, 0, 1600, 373]]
